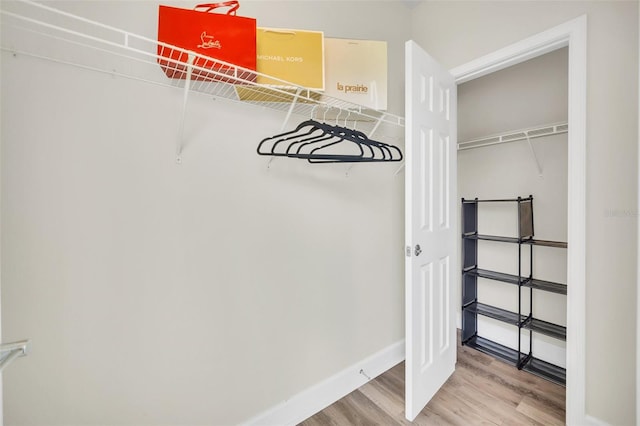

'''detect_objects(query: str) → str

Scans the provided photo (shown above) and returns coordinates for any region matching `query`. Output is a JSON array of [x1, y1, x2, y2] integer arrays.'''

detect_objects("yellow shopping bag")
[[255, 27, 325, 90]]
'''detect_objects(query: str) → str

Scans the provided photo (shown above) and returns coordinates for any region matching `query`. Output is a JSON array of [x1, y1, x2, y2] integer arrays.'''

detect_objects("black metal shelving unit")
[[461, 196, 567, 386]]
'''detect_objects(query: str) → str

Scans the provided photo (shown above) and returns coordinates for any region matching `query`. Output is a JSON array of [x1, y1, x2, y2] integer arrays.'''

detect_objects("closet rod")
[[458, 122, 568, 151]]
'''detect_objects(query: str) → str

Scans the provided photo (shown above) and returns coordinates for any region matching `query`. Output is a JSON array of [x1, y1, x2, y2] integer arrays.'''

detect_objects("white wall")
[[458, 48, 568, 367], [0, 1, 410, 424], [458, 48, 568, 142], [413, 2, 638, 424]]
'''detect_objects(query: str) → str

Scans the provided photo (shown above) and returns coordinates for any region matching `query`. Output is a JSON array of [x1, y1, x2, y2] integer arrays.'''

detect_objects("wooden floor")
[[299, 337, 565, 425]]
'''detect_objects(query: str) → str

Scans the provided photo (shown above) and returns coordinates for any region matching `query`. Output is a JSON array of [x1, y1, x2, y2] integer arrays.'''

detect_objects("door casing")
[[449, 15, 587, 425]]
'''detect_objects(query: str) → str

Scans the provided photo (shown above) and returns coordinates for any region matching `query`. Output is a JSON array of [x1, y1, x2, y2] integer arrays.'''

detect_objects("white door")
[[404, 40, 457, 421]]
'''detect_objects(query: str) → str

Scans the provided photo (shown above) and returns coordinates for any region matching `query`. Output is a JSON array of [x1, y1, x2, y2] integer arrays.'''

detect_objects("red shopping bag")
[[157, 1, 256, 82]]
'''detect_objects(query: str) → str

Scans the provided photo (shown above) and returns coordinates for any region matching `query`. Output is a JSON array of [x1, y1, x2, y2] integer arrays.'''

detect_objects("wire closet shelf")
[[0, 0, 405, 141]]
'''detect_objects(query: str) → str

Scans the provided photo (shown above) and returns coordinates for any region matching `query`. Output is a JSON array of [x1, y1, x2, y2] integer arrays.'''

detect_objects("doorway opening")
[[449, 15, 586, 425], [457, 45, 568, 388]]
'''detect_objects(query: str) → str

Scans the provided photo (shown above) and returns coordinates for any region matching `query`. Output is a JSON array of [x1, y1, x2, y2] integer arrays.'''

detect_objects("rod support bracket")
[[176, 53, 195, 163]]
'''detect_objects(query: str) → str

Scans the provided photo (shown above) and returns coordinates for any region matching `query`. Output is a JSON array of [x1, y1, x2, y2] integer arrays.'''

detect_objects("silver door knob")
[[414, 244, 422, 256]]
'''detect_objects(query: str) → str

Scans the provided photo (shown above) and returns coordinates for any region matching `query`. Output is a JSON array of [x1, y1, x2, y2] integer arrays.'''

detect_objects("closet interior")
[[0, 0, 575, 423], [0, 1, 408, 424], [457, 47, 569, 384]]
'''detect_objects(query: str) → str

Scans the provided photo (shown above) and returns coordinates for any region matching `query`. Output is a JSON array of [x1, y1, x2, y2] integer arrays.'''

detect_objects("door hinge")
[[405, 246, 411, 257]]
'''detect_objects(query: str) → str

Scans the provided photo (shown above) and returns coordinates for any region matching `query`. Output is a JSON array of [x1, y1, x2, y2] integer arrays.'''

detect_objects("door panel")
[[405, 40, 457, 421]]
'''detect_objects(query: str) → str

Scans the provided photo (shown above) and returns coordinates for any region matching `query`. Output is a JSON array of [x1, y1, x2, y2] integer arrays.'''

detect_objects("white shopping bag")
[[323, 38, 387, 110]]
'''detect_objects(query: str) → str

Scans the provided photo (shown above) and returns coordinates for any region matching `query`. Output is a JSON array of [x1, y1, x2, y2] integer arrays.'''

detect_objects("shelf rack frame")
[[461, 196, 567, 386], [0, 0, 405, 163]]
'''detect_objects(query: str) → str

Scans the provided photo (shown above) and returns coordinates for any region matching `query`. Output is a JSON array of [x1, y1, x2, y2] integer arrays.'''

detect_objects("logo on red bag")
[[198, 32, 222, 49]]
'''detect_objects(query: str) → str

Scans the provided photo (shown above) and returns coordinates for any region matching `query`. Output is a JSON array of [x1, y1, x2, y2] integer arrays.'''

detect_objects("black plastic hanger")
[[257, 119, 328, 157], [257, 111, 403, 164]]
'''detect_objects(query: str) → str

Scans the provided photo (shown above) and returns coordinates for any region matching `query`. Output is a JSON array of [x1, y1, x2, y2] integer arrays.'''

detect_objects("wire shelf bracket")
[[176, 54, 195, 164], [0, 340, 30, 372]]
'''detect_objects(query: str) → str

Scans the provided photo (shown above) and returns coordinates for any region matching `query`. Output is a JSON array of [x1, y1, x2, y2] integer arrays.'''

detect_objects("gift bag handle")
[[195, 1, 240, 15]]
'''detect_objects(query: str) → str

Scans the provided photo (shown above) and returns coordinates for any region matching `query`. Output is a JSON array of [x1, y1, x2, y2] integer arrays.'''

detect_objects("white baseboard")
[[241, 340, 405, 426], [583, 414, 610, 426]]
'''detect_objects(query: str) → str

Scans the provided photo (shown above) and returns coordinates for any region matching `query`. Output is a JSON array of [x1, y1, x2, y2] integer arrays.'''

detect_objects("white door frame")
[[637, 2, 640, 419], [449, 16, 587, 425]]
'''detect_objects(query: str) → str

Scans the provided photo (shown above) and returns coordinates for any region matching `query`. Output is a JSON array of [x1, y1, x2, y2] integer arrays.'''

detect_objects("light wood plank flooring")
[[299, 336, 565, 425]]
